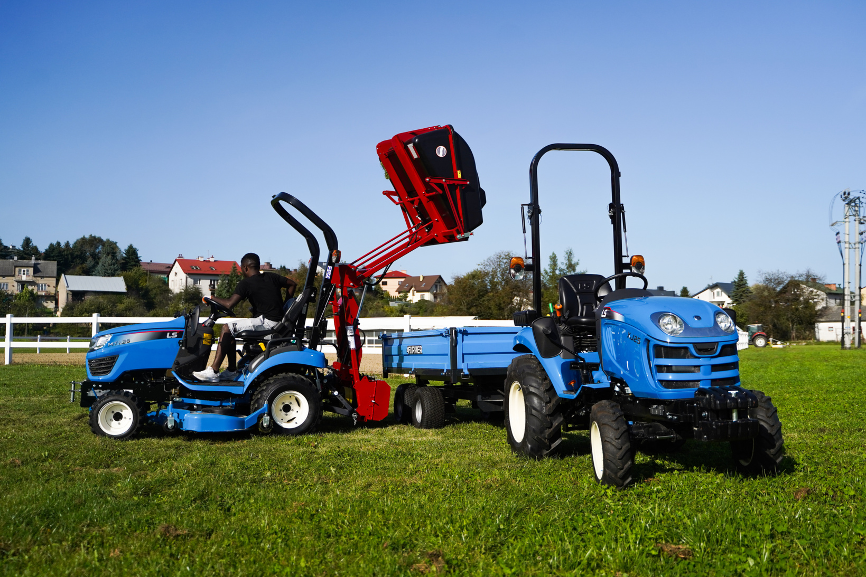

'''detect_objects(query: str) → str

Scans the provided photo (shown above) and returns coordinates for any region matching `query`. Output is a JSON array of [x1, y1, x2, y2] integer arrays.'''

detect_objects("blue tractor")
[[383, 144, 784, 487], [72, 194, 350, 438]]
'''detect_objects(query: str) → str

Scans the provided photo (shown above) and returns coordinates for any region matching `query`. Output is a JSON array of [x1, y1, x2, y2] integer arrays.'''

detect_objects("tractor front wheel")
[[89, 390, 148, 439], [504, 355, 563, 459], [411, 387, 445, 429], [251, 374, 322, 435], [394, 383, 418, 425], [589, 400, 634, 488], [731, 390, 784, 475], [753, 335, 768, 347]]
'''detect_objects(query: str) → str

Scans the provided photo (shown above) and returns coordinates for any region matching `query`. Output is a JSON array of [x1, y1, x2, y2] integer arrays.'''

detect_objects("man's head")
[[241, 253, 260, 277]]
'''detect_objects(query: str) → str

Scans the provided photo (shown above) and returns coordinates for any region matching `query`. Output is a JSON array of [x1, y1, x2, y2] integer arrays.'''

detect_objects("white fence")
[[2, 314, 513, 365]]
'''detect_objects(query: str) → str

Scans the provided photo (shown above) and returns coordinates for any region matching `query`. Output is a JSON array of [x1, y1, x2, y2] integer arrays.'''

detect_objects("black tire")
[[504, 355, 563, 459], [731, 390, 784, 475], [89, 390, 148, 439], [410, 387, 445, 429], [394, 383, 417, 425], [589, 401, 634, 488], [753, 335, 767, 348], [250, 374, 322, 435]]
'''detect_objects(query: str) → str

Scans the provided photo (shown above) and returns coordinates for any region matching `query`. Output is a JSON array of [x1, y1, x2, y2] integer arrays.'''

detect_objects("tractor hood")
[[93, 317, 186, 338], [600, 296, 736, 342]]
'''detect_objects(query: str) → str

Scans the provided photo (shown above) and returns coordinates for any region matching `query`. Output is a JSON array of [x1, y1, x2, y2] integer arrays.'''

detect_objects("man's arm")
[[283, 276, 298, 298], [209, 294, 242, 310]]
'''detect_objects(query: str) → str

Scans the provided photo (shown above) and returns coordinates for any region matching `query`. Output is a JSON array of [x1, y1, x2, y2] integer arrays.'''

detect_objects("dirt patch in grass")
[[655, 543, 694, 559]]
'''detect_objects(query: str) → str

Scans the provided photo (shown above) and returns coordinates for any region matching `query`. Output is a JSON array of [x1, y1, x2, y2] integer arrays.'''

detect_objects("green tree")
[[120, 244, 141, 272], [679, 286, 691, 298], [215, 264, 243, 299], [94, 245, 120, 277], [19, 236, 40, 258], [0, 288, 12, 316], [731, 270, 752, 305], [742, 271, 818, 341], [541, 248, 582, 310], [447, 251, 531, 319]]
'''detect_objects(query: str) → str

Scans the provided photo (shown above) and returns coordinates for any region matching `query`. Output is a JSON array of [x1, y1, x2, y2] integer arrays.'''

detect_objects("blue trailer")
[[384, 143, 784, 488]]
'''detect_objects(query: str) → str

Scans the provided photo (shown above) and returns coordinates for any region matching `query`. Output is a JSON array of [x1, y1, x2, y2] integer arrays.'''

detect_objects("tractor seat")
[[234, 287, 313, 342], [558, 274, 612, 329]]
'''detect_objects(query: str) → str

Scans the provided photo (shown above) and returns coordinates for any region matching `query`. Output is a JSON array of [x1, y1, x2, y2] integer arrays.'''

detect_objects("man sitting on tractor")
[[193, 253, 296, 382]]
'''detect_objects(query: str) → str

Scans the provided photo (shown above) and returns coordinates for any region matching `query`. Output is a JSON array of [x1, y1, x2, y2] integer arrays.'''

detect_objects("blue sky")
[[2, 1, 864, 293]]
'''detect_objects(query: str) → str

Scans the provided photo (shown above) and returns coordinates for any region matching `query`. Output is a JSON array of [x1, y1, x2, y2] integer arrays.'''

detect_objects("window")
[[18, 268, 30, 276], [715, 289, 722, 298], [0, 283, 7, 290], [37, 283, 47, 291], [191, 266, 200, 270], [210, 266, 216, 271], [381, 281, 387, 286]]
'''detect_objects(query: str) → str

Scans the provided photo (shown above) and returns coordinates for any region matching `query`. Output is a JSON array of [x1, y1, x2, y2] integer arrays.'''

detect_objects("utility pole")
[[832, 190, 864, 349]]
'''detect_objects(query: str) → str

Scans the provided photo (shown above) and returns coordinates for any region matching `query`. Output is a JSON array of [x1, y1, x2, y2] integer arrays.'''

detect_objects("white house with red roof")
[[168, 255, 240, 294], [379, 270, 411, 298], [396, 275, 447, 303]]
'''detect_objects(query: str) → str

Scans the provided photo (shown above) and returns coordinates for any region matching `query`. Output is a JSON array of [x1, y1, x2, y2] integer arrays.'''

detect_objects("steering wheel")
[[202, 296, 234, 317], [594, 272, 649, 301]]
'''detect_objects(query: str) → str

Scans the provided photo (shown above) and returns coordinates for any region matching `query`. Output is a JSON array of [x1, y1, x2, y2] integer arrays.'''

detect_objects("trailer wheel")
[[504, 355, 563, 459], [753, 335, 767, 348], [589, 401, 634, 488], [731, 390, 784, 475], [89, 390, 148, 439], [251, 374, 322, 435], [394, 383, 417, 424], [411, 387, 445, 429]]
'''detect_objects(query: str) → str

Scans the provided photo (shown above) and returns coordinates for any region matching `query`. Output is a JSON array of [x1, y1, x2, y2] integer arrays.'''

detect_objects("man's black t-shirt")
[[233, 273, 291, 323]]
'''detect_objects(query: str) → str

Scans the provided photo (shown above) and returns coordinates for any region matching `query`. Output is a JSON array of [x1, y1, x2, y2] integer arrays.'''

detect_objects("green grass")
[[0, 346, 864, 576]]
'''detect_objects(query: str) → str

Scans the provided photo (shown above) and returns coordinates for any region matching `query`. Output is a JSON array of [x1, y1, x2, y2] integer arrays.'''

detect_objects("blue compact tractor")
[[382, 144, 784, 487]]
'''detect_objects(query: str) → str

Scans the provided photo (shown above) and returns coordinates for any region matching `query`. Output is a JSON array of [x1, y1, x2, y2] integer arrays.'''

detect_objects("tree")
[[731, 270, 752, 305], [742, 270, 818, 341], [19, 236, 40, 258], [679, 286, 691, 298], [93, 244, 121, 277], [446, 251, 531, 319], [541, 248, 583, 310], [120, 244, 141, 272], [215, 264, 243, 299]]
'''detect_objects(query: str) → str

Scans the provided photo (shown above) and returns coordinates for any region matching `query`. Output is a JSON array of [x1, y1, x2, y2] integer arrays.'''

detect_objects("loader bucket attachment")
[[377, 125, 486, 243]]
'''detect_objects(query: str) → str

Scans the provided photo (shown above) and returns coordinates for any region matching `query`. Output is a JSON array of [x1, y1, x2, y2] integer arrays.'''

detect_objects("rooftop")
[[62, 275, 127, 293]]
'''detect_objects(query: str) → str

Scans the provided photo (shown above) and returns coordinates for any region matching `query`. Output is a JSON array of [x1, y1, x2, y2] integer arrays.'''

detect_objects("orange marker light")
[[630, 254, 646, 274]]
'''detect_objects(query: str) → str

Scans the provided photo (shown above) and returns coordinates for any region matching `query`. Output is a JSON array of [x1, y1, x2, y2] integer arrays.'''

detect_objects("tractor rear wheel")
[[753, 335, 767, 347], [90, 390, 148, 439], [731, 390, 784, 475], [251, 374, 322, 435], [394, 383, 418, 424], [411, 386, 445, 429], [589, 400, 634, 487], [504, 355, 563, 459]]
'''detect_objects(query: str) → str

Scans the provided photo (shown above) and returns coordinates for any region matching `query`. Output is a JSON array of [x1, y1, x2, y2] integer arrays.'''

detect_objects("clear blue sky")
[[2, 1, 864, 293]]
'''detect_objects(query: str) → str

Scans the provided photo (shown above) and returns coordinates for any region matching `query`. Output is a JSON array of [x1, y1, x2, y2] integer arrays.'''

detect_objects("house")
[[693, 282, 734, 308], [140, 261, 173, 281], [814, 305, 859, 342], [795, 279, 844, 309], [168, 256, 240, 294], [0, 256, 58, 311], [648, 285, 677, 297], [58, 275, 127, 314], [396, 275, 447, 303], [379, 270, 411, 298]]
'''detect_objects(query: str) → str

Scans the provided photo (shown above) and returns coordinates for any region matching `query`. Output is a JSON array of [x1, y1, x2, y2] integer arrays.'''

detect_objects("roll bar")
[[527, 144, 627, 313]]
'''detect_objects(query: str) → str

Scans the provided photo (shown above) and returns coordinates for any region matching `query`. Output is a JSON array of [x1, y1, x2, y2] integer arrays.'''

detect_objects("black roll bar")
[[528, 144, 627, 313], [271, 193, 323, 292]]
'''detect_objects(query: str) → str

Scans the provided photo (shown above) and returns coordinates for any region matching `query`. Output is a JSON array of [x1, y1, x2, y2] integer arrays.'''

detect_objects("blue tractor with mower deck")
[[382, 144, 784, 487]]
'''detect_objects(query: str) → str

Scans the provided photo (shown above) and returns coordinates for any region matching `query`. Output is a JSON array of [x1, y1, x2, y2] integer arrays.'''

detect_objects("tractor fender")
[[243, 348, 327, 389], [511, 330, 595, 398]]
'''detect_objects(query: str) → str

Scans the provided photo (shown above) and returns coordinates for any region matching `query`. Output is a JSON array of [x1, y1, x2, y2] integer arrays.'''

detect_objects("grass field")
[[1, 346, 864, 576]]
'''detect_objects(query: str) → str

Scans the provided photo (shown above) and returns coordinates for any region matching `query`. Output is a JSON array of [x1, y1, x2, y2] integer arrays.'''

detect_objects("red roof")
[[383, 270, 410, 278], [141, 262, 172, 274], [173, 259, 240, 275]]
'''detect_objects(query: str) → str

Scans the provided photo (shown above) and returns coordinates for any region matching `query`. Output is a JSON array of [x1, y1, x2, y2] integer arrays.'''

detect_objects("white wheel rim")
[[414, 397, 423, 423], [98, 401, 134, 436], [590, 421, 604, 479], [508, 381, 526, 443], [271, 390, 310, 429]]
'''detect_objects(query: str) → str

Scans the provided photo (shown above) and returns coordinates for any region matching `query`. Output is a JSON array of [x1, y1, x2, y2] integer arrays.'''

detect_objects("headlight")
[[657, 313, 684, 336], [90, 335, 111, 351], [715, 311, 735, 333]]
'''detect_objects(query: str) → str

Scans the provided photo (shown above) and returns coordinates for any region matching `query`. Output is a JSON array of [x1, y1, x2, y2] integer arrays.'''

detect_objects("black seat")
[[234, 287, 313, 342], [558, 274, 612, 329]]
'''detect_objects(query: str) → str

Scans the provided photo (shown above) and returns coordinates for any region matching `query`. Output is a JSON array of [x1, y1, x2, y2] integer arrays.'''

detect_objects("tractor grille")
[[88, 355, 118, 376], [653, 342, 739, 390]]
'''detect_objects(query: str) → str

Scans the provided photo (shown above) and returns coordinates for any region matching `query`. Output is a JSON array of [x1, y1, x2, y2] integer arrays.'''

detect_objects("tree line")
[[1, 235, 142, 278]]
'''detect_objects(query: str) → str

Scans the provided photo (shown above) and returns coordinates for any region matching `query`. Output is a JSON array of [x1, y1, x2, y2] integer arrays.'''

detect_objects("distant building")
[[0, 256, 57, 311], [693, 282, 734, 308], [58, 275, 127, 314], [168, 256, 240, 294], [396, 275, 447, 303], [141, 261, 172, 281], [794, 279, 844, 309], [648, 285, 677, 297], [379, 270, 411, 298]]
